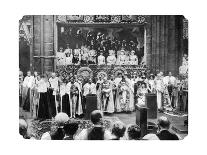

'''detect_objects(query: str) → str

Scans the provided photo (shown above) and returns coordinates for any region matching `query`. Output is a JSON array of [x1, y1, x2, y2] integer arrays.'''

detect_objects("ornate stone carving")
[[55, 15, 147, 24], [84, 15, 94, 23]]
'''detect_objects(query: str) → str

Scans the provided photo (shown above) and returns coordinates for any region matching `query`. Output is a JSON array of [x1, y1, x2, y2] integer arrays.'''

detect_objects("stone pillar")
[[33, 15, 55, 74], [33, 15, 41, 73], [145, 15, 183, 76], [145, 16, 152, 69], [43, 15, 54, 73]]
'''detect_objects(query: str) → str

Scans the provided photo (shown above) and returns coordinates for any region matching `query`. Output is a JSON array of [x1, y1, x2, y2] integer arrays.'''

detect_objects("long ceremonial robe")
[[115, 79, 134, 112]]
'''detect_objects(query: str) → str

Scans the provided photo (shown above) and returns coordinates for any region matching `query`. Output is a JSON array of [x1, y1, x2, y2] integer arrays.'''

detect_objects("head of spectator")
[[111, 121, 126, 140], [63, 121, 79, 140], [49, 113, 69, 140], [90, 110, 103, 125], [55, 112, 70, 127], [157, 116, 171, 131], [127, 124, 141, 140], [156, 116, 179, 140], [19, 119, 29, 139]]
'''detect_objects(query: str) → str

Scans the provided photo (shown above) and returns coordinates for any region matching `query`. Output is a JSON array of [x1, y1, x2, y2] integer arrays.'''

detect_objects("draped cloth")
[[115, 80, 134, 112]]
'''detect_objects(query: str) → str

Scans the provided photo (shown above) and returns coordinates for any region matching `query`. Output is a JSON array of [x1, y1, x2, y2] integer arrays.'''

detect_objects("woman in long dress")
[[115, 76, 134, 112]]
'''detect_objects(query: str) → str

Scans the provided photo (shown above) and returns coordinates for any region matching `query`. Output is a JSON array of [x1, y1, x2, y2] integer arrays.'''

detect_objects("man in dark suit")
[[156, 116, 179, 140]]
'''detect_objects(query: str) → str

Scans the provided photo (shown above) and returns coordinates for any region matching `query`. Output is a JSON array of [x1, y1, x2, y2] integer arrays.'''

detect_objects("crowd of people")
[[19, 110, 180, 140], [19, 66, 188, 120], [56, 44, 141, 66], [56, 29, 145, 66]]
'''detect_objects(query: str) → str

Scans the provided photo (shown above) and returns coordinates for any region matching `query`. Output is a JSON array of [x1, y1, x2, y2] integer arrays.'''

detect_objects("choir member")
[[98, 52, 106, 65], [81, 46, 89, 65], [64, 44, 73, 65], [73, 45, 81, 65], [116, 49, 126, 65], [37, 75, 50, 119], [22, 71, 34, 112], [88, 48, 97, 64], [56, 47, 66, 66], [107, 50, 116, 65], [129, 50, 138, 65], [48, 72, 59, 118]]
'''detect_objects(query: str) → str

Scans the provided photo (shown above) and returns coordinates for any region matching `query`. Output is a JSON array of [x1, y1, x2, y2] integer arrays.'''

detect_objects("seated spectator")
[[126, 124, 141, 140], [111, 121, 126, 140], [19, 119, 30, 139], [41, 112, 69, 140], [75, 110, 112, 140], [156, 116, 179, 140], [63, 121, 79, 140]]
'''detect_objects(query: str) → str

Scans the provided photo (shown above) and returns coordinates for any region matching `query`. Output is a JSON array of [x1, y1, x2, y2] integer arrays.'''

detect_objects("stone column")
[[33, 15, 55, 74], [43, 15, 54, 73]]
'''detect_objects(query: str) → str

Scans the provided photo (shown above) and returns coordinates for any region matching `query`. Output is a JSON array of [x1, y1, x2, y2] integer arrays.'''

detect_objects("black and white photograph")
[[19, 15, 188, 140]]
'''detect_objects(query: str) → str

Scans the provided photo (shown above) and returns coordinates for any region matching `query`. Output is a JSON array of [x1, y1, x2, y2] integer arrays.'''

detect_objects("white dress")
[[98, 55, 106, 65]]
